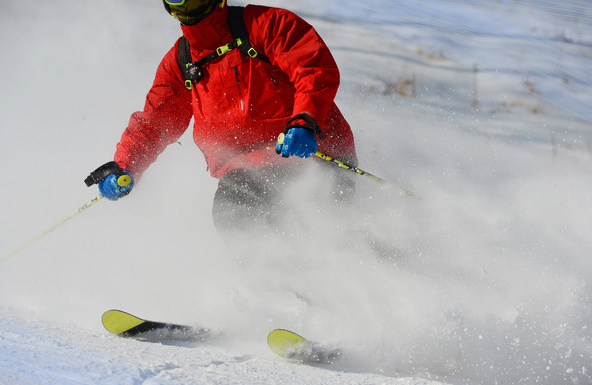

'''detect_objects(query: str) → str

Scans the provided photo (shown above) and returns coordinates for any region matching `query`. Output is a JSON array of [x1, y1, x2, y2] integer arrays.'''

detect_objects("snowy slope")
[[3, 311, 437, 385], [1, 1, 591, 385]]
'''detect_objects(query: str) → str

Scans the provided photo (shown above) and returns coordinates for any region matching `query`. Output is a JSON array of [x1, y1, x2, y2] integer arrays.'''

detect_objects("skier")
[[85, 0, 357, 240]]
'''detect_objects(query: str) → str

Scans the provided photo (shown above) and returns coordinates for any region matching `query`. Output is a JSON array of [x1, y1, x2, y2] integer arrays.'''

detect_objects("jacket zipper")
[[263, 67, 280, 87], [233, 66, 240, 85], [233, 66, 245, 111]]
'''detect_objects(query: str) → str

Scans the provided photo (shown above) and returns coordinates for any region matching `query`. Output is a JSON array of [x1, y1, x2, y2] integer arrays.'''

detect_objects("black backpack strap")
[[178, 36, 200, 90], [227, 6, 269, 63], [178, 36, 192, 69]]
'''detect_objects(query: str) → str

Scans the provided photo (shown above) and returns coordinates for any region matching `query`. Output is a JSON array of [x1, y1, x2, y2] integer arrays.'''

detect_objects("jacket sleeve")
[[114, 40, 193, 178], [244, 6, 340, 126]]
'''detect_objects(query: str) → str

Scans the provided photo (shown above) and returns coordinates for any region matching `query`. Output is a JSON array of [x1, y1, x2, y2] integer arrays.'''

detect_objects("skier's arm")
[[245, 6, 340, 126], [114, 40, 194, 179]]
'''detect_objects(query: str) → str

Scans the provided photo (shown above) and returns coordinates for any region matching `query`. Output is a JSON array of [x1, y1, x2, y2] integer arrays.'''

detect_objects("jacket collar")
[[180, 3, 231, 53]]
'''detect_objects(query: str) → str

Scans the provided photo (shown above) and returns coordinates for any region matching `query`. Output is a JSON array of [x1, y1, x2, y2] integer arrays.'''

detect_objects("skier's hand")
[[98, 172, 134, 200], [276, 127, 318, 158], [84, 161, 134, 201], [275, 113, 324, 158]]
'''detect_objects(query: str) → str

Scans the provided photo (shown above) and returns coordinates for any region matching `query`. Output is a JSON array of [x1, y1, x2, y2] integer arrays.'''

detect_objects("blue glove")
[[98, 171, 134, 200], [85, 161, 134, 201], [275, 127, 318, 158]]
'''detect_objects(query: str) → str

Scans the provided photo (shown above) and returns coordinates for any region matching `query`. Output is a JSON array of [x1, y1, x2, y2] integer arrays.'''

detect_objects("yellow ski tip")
[[101, 309, 145, 335], [267, 329, 308, 358]]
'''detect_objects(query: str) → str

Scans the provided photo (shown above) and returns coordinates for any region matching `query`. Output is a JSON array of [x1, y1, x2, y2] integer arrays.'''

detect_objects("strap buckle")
[[216, 44, 232, 56], [247, 47, 258, 59], [216, 39, 241, 56]]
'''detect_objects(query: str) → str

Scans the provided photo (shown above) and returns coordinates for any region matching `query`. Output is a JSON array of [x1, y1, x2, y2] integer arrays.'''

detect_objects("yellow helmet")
[[163, 0, 224, 25]]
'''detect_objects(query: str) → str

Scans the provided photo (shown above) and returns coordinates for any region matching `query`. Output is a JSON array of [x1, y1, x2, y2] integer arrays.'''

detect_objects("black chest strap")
[[178, 6, 269, 90]]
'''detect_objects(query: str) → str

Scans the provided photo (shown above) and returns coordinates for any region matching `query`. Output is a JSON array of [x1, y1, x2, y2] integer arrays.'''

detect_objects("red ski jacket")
[[114, 4, 357, 179]]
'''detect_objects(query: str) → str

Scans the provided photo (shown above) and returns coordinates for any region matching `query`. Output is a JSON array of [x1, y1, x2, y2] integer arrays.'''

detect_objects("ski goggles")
[[164, 0, 189, 5], [164, 0, 226, 7]]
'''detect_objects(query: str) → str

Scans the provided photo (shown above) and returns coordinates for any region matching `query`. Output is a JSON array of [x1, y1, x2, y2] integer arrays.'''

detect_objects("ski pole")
[[0, 195, 103, 262], [314, 151, 416, 198]]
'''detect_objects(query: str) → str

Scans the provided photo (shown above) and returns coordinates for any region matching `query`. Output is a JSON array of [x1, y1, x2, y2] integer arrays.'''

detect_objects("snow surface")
[[1, 1, 591, 384]]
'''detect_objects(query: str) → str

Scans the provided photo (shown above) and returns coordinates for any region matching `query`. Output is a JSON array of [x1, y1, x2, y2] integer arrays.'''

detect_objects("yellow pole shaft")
[[314, 151, 416, 198], [0, 195, 103, 262]]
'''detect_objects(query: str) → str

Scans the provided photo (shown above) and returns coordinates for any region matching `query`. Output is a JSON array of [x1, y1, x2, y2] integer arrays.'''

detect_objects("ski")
[[267, 329, 342, 365], [101, 309, 211, 343], [102, 310, 340, 363]]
